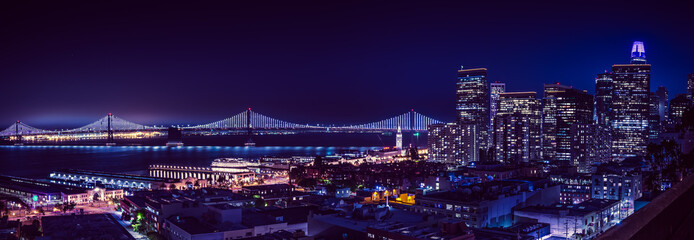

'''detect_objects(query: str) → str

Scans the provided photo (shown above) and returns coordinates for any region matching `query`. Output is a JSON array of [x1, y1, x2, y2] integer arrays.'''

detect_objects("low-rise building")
[[41, 214, 135, 240], [309, 206, 443, 240], [120, 188, 253, 233], [461, 163, 542, 182], [514, 199, 620, 239], [164, 205, 313, 240], [550, 174, 592, 204], [149, 164, 255, 185], [49, 168, 207, 191], [475, 222, 551, 240], [0, 175, 122, 207], [412, 180, 559, 228], [591, 173, 642, 218], [366, 218, 475, 240]]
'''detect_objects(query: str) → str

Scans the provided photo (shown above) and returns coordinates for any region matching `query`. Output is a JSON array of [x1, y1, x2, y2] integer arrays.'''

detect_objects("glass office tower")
[[595, 73, 614, 126], [610, 41, 651, 158], [490, 82, 506, 130], [494, 92, 541, 163], [542, 83, 573, 160], [457, 68, 490, 154]]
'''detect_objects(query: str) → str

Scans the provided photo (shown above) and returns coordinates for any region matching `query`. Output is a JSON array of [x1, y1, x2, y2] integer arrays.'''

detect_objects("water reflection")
[[0, 145, 379, 178]]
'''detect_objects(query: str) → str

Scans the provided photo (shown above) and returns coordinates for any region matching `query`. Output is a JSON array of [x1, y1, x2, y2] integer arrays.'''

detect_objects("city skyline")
[[3, 39, 690, 129], [2, 1, 693, 128], [1, 2, 693, 239]]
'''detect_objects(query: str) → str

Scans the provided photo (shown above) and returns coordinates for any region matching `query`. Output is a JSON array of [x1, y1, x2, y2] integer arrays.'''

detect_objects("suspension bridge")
[[0, 109, 443, 144]]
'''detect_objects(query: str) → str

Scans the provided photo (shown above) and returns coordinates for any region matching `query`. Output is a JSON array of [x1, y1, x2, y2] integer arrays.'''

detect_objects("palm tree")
[[647, 140, 686, 191], [0, 201, 7, 217]]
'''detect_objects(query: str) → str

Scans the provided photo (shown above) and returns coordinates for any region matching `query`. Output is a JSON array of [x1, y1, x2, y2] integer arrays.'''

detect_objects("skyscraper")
[[648, 92, 661, 141], [688, 73, 694, 101], [572, 123, 612, 172], [427, 123, 479, 165], [494, 92, 541, 163], [630, 41, 646, 64], [595, 73, 614, 126], [656, 86, 669, 122], [555, 88, 593, 164], [610, 41, 651, 158], [457, 67, 490, 154], [669, 94, 692, 126], [541, 83, 572, 160], [490, 82, 506, 131]]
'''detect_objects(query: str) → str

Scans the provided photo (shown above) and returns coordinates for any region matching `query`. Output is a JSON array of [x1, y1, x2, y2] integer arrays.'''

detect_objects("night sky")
[[2, 1, 693, 129]]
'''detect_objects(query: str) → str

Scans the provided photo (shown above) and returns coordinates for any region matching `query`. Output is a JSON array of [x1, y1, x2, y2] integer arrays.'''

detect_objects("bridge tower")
[[106, 113, 115, 146], [409, 109, 416, 148], [245, 108, 255, 146], [396, 126, 402, 150], [14, 121, 23, 146], [410, 109, 414, 131]]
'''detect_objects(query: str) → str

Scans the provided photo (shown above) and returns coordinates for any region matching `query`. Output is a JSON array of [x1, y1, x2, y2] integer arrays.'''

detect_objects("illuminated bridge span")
[[62, 114, 155, 132], [0, 121, 53, 136], [0, 109, 443, 138], [189, 109, 442, 131]]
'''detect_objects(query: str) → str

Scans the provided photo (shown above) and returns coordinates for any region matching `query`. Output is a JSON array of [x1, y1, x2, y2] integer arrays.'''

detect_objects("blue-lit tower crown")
[[630, 41, 646, 64]]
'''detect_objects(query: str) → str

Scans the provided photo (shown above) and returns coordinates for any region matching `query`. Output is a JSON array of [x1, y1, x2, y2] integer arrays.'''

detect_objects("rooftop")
[[167, 216, 219, 235], [312, 207, 432, 233], [517, 199, 619, 216], [420, 181, 530, 203], [0, 175, 88, 195], [54, 168, 174, 182], [41, 214, 135, 240], [257, 205, 316, 224]]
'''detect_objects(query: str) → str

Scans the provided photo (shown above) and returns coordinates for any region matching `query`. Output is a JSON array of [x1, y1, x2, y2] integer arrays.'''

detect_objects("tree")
[[20, 220, 41, 240], [131, 209, 149, 233], [314, 156, 323, 166], [147, 232, 166, 240], [680, 108, 694, 131], [254, 198, 266, 208], [409, 147, 420, 160], [325, 184, 338, 194], [0, 201, 7, 217], [647, 140, 688, 192], [296, 178, 318, 189], [66, 202, 76, 212]]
